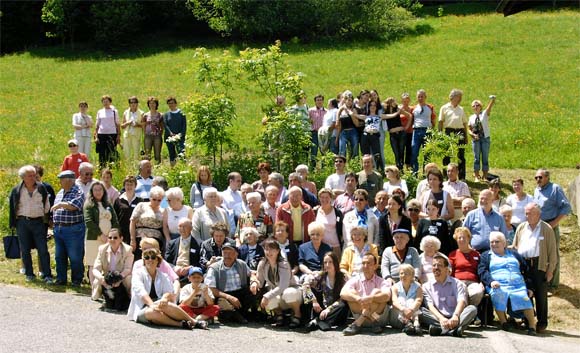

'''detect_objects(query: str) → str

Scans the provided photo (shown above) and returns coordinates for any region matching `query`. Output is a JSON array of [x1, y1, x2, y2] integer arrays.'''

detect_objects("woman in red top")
[[449, 227, 485, 306]]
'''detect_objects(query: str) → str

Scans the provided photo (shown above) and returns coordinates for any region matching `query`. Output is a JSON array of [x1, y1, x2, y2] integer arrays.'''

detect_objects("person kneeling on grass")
[[420, 253, 477, 337], [340, 253, 391, 335], [390, 264, 423, 335], [127, 248, 207, 330], [179, 267, 219, 326]]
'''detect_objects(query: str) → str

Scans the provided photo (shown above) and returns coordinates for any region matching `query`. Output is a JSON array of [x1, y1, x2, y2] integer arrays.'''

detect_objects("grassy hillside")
[[0, 7, 578, 175]]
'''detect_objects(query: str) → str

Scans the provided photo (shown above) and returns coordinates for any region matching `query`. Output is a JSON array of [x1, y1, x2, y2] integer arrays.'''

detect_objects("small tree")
[[422, 128, 463, 165], [182, 48, 237, 167], [238, 41, 310, 173]]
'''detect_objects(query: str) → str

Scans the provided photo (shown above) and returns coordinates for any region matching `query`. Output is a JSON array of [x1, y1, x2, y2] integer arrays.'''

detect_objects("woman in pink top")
[[94, 95, 120, 168], [142, 96, 164, 164]]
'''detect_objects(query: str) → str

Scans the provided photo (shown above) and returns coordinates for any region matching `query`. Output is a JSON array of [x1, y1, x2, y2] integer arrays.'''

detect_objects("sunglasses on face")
[[408, 208, 420, 212], [535, 176, 543, 180], [143, 255, 156, 261], [354, 198, 366, 201], [68, 144, 77, 147], [108, 236, 119, 240], [151, 198, 162, 202]]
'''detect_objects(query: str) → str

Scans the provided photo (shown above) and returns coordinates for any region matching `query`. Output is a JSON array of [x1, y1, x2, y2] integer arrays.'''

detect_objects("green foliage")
[[422, 129, 462, 165], [41, 0, 82, 43], [186, 0, 415, 40], [90, 0, 143, 46], [182, 48, 238, 167]]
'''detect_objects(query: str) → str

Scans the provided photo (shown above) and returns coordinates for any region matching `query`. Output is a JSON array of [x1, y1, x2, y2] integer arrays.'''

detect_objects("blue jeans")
[[54, 222, 85, 284], [389, 131, 407, 170], [329, 134, 339, 155], [339, 129, 359, 158], [17, 218, 52, 278], [472, 136, 490, 172], [411, 128, 428, 173]]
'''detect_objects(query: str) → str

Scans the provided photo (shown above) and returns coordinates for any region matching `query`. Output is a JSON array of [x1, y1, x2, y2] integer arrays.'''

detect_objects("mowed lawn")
[[0, 7, 578, 174]]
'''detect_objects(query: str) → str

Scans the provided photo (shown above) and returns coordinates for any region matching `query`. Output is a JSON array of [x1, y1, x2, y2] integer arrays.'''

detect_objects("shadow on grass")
[[553, 283, 580, 309], [24, 22, 437, 61]]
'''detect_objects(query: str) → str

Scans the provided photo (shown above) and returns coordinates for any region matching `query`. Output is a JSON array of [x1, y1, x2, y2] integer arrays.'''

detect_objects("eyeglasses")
[[143, 255, 156, 261], [129, 101, 138, 104], [84, 172, 93, 176], [334, 160, 344, 163], [408, 208, 420, 213], [354, 198, 366, 202], [151, 198, 162, 202], [68, 144, 77, 147], [534, 176, 543, 180], [108, 236, 119, 240]]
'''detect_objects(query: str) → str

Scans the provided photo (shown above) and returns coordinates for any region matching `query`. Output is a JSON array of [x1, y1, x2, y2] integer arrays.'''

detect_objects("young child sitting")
[[237, 227, 264, 271], [179, 267, 219, 327], [391, 264, 423, 335]]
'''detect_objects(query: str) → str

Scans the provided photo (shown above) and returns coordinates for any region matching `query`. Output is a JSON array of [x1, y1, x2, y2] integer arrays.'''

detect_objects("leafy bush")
[[187, 0, 416, 40], [90, 0, 143, 46]]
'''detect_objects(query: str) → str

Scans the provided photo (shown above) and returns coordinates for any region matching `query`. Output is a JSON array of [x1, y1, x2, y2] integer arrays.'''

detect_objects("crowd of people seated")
[[7, 88, 571, 336]]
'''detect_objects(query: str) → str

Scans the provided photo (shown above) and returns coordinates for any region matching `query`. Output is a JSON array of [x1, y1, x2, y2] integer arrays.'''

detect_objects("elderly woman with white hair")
[[191, 187, 229, 243], [295, 164, 317, 195], [418, 235, 441, 283], [340, 225, 378, 278], [130, 185, 166, 259], [234, 191, 273, 247], [478, 231, 537, 335], [163, 187, 194, 242], [298, 222, 333, 277]]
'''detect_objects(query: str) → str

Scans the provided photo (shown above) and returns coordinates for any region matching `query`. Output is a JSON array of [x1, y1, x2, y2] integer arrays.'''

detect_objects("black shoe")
[[306, 319, 318, 332], [343, 323, 361, 336], [429, 325, 443, 336], [54, 279, 66, 286], [194, 320, 209, 330], [527, 328, 537, 336], [501, 322, 512, 332], [43, 276, 55, 285], [288, 316, 301, 329], [231, 310, 248, 324], [71, 282, 81, 287], [25, 275, 36, 282], [452, 326, 464, 337], [372, 322, 383, 334]]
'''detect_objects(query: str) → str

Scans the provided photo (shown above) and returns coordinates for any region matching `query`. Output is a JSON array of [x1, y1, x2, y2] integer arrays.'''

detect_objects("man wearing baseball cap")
[[204, 241, 257, 324]]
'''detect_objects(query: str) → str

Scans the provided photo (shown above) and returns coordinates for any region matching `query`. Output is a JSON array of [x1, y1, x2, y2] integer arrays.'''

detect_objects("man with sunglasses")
[[533, 169, 571, 292], [75, 162, 97, 197]]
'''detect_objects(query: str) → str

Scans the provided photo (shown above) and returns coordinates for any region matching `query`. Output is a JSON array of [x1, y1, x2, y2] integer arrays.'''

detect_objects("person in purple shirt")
[[463, 190, 508, 252], [421, 254, 477, 337]]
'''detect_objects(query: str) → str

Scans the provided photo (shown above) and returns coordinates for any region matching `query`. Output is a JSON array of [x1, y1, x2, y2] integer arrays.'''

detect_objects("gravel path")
[[1, 284, 578, 353]]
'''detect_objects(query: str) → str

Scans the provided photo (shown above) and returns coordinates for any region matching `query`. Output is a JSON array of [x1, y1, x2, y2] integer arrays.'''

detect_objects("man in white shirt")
[[443, 163, 471, 220], [325, 154, 347, 196], [221, 172, 243, 211]]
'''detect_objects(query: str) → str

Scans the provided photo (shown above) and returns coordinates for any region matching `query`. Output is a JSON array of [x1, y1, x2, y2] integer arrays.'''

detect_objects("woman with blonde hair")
[[189, 165, 217, 209]]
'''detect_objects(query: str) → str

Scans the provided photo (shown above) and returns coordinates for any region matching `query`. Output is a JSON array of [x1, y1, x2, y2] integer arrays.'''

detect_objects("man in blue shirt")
[[533, 169, 571, 291], [463, 189, 507, 252]]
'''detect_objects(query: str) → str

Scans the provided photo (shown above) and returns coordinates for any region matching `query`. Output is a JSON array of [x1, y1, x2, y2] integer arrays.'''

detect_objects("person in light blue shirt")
[[463, 190, 507, 252], [533, 168, 571, 290]]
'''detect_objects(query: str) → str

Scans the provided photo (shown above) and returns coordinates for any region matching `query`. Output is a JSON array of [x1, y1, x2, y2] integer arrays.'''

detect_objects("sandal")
[[271, 315, 285, 328], [194, 320, 209, 330], [289, 316, 301, 329]]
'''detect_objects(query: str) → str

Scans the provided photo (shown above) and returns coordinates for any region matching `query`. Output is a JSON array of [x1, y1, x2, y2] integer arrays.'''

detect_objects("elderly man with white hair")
[[191, 187, 230, 243], [512, 202, 557, 333], [165, 217, 202, 284], [234, 191, 273, 246], [438, 89, 468, 180], [463, 189, 507, 253], [276, 186, 315, 246], [76, 162, 97, 196], [262, 185, 279, 222], [135, 159, 154, 200], [268, 172, 288, 204]]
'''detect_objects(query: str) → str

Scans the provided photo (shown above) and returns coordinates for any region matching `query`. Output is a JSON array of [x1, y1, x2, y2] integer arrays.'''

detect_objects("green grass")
[[0, 8, 578, 190]]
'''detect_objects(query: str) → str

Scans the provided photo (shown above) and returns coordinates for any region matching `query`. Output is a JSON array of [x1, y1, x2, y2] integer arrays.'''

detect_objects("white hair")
[[203, 187, 218, 199], [165, 187, 184, 202], [18, 165, 36, 179], [149, 186, 165, 199], [420, 235, 441, 252], [246, 192, 261, 203]]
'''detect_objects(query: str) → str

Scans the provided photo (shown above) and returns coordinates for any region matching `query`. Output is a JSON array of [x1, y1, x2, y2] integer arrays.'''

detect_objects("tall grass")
[[0, 8, 578, 184]]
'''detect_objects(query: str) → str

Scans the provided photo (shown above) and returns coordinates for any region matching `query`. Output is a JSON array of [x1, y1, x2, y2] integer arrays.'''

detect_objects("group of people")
[[9, 146, 571, 336], [281, 88, 495, 181], [71, 95, 186, 168]]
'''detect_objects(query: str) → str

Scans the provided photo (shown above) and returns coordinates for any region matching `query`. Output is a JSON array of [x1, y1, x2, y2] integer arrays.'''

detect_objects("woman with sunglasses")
[[84, 181, 119, 288], [468, 95, 496, 182], [128, 248, 207, 330], [130, 186, 166, 260], [92, 228, 133, 310], [405, 199, 422, 239]]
